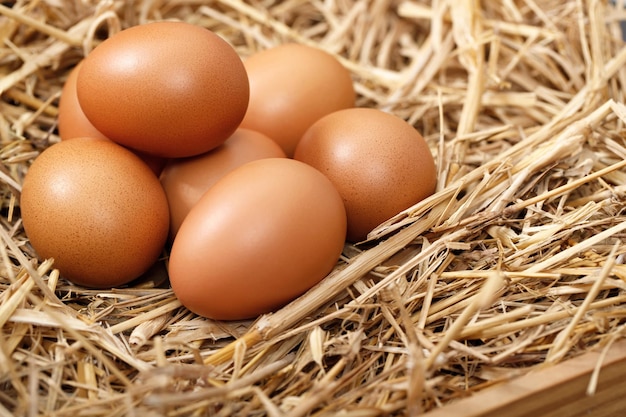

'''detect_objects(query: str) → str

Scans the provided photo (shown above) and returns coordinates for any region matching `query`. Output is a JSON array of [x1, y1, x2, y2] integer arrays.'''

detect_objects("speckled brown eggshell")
[[160, 128, 286, 238], [20, 138, 170, 288], [168, 158, 347, 321], [294, 107, 437, 242], [239, 43, 355, 157], [58, 63, 167, 175], [76, 21, 249, 158]]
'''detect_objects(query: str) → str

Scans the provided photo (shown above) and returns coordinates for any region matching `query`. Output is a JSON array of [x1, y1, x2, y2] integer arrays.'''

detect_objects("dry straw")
[[1, 0, 626, 415]]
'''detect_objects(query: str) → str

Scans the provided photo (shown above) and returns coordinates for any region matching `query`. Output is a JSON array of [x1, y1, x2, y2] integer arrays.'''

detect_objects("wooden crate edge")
[[423, 338, 626, 417]]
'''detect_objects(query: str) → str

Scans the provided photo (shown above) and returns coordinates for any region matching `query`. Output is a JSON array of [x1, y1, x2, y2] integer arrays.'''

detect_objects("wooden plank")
[[423, 339, 626, 417]]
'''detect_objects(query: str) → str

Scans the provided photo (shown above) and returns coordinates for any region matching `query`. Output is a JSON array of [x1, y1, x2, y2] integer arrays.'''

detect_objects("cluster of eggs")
[[21, 21, 437, 320]]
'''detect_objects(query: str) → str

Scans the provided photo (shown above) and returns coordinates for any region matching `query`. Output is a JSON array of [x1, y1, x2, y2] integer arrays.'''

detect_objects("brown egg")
[[58, 63, 167, 175], [58, 62, 109, 142], [76, 21, 249, 158], [160, 128, 286, 238], [294, 108, 437, 242], [168, 158, 347, 320], [240, 43, 355, 157], [20, 138, 170, 288]]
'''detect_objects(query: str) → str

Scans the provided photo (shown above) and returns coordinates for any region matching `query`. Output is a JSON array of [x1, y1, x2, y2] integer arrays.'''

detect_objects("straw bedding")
[[2, 0, 626, 415]]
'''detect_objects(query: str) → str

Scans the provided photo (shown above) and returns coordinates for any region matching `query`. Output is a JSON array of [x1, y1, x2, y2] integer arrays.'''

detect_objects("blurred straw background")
[[2, 0, 626, 415]]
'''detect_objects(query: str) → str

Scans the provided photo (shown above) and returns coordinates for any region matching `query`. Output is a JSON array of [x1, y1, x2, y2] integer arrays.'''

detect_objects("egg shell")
[[168, 157, 347, 320], [58, 63, 167, 175], [58, 62, 109, 142], [239, 43, 355, 157], [76, 21, 249, 158], [294, 107, 437, 242], [160, 128, 286, 238], [20, 138, 170, 288]]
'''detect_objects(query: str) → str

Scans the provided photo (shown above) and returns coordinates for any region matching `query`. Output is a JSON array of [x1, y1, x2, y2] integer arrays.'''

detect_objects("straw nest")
[[2, 0, 626, 416]]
